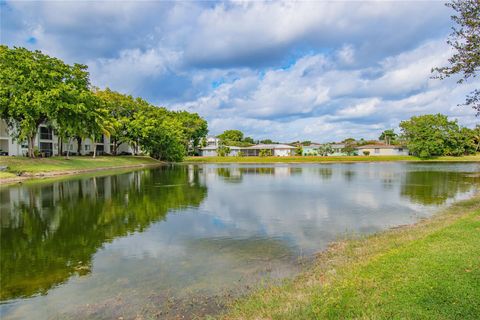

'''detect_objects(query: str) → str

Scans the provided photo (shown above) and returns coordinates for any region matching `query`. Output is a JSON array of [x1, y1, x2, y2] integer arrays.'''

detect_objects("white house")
[[199, 143, 296, 157], [356, 144, 409, 156]]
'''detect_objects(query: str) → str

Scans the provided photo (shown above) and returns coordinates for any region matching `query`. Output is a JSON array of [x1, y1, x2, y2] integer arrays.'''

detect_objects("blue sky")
[[2, 0, 478, 142]]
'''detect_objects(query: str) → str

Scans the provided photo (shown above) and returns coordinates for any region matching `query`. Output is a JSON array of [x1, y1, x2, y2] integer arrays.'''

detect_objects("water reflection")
[[0, 167, 207, 301], [0, 162, 478, 319], [400, 164, 479, 205]]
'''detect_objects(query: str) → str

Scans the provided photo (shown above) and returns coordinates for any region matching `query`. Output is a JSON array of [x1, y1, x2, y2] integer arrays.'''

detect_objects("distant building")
[[301, 143, 322, 156], [199, 143, 296, 157], [356, 144, 409, 156], [301, 143, 352, 156], [242, 144, 296, 157]]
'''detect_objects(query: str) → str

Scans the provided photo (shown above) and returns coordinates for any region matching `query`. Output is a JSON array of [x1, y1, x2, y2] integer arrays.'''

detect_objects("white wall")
[[273, 149, 293, 157], [358, 147, 409, 156]]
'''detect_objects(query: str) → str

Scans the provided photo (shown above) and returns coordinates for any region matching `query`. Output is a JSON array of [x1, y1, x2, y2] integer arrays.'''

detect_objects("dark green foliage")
[[400, 114, 476, 158], [0, 46, 207, 161], [217, 129, 244, 142]]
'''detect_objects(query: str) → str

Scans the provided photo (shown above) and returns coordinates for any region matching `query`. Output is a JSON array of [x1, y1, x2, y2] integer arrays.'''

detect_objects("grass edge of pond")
[[222, 194, 480, 319], [0, 156, 163, 185]]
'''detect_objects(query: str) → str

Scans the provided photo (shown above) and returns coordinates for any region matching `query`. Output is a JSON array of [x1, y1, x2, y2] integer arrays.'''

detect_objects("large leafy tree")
[[95, 88, 139, 155], [174, 111, 208, 155], [217, 130, 244, 143], [134, 106, 186, 161], [0, 46, 92, 157], [433, 0, 480, 115], [400, 114, 475, 158]]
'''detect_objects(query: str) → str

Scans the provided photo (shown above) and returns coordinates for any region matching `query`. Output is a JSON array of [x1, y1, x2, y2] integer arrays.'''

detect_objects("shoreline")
[[0, 156, 164, 185], [222, 193, 480, 319], [184, 154, 480, 164]]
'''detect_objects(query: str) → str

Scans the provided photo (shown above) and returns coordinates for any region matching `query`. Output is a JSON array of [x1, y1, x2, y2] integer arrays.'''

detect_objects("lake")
[[1, 162, 479, 319]]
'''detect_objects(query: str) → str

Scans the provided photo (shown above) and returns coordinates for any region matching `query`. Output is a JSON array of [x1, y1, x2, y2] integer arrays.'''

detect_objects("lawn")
[[186, 154, 480, 163], [225, 196, 480, 319], [0, 156, 161, 176]]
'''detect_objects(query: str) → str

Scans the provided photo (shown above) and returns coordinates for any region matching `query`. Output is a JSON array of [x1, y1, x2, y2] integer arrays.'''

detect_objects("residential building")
[[356, 144, 409, 156], [199, 143, 296, 157], [301, 143, 322, 156], [0, 119, 113, 157]]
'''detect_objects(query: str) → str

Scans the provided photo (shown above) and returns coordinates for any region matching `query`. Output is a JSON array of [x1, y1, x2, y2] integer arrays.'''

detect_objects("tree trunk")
[[76, 137, 82, 155], [92, 136, 97, 158], [28, 134, 36, 158], [65, 137, 72, 159], [58, 136, 63, 156]]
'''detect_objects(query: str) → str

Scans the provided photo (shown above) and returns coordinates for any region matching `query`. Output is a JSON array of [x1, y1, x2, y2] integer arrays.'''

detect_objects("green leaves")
[[400, 114, 476, 158], [0, 46, 208, 161], [433, 0, 480, 115]]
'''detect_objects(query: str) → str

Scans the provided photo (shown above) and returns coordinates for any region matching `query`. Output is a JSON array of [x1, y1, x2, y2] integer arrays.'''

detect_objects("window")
[[40, 142, 53, 157], [374, 148, 380, 154], [398, 148, 403, 152], [69, 145, 74, 150], [39, 127, 53, 140], [85, 145, 90, 151]]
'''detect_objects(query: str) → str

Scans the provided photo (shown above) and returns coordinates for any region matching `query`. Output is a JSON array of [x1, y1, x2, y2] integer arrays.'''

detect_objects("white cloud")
[[3, 0, 478, 142]]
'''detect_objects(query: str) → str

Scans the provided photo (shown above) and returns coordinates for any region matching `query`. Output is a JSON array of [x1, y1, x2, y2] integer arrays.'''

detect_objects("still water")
[[1, 163, 479, 319]]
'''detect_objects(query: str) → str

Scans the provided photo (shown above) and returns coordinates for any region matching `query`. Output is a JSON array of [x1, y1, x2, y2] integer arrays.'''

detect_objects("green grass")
[[225, 196, 480, 319], [0, 156, 161, 176], [0, 171, 16, 179], [186, 154, 480, 163]]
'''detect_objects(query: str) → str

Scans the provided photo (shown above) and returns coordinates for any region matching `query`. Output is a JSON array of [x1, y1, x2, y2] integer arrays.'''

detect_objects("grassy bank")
[[225, 196, 480, 319], [0, 156, 161, 182], [186, 154, 480, 163]]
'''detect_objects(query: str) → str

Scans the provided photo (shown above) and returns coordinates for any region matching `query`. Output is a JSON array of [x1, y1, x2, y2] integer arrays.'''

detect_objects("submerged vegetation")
[[225, 196, 480, 319]]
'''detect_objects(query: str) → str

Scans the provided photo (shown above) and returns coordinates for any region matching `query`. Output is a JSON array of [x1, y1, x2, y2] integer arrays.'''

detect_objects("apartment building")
[[0, 119, 114, 157]]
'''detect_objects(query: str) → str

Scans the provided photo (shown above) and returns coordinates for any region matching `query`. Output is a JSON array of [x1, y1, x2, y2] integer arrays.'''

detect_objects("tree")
[[259, 149, 272, 157], [341, 139, 357, 156], [217, 146, 231, 157], [400, 114, 474, 158], [260, 139, 274, 144], [217, 130, 243, 143], [433, 0, 480, 115], [379, 129, 398, 145], [318, 144, 334, 156], [95, 88, 139, 155], [175, 111, 208, 155], [243, 136, 255, 144], [0, 46, 92, 157], [295, 145, 303, 156], [136, 107, 186, 161]]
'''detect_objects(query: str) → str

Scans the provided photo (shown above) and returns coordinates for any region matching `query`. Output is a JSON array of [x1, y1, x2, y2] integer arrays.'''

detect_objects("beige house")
[[356, 144, 409, 156]]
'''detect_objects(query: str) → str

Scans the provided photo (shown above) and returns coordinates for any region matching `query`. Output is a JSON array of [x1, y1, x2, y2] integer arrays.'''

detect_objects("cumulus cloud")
[[2, 0, 478, 141]]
